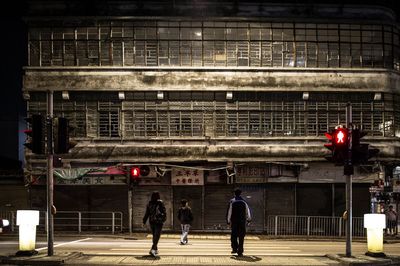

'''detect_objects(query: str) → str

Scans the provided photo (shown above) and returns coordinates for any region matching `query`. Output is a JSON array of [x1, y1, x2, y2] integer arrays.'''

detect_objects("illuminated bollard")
[[0, 219, 10, 233], [364, 213, 386, 257], [16, 210, 39, 256]]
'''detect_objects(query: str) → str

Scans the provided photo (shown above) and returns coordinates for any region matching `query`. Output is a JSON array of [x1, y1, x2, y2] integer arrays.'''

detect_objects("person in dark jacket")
[[226, 188, 251, 257], [143, 191, 167, 256], [177, 199, 193, 245]]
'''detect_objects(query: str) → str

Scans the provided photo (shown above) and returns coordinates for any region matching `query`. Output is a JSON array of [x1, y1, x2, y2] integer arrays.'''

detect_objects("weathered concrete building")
[[23, 1, 400, 231]]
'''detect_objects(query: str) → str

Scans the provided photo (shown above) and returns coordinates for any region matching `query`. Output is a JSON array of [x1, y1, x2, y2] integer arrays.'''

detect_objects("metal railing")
[[2, 211, 366, 237], [265, 215, 365, 237], [1, 210, 123, 234]]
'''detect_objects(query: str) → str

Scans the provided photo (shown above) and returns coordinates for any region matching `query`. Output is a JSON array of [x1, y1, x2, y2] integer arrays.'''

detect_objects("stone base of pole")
[[15, 250, 38, 256], [365, 251, 386, 257]]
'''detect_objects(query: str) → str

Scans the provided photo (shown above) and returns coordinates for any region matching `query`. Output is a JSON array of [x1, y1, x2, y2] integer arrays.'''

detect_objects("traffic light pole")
[[345, 103, 353, 257], [46, 91, 54, 256]]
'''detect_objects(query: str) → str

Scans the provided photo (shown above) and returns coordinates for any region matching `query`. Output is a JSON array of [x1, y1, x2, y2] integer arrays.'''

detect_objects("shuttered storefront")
[[238, 185, 265, 232], [204, 185, 234, 230], [132, 186, 173, 229], [265, 183, 296, 216], [172, 186, 203, 230], [296, 184, 332, 216]]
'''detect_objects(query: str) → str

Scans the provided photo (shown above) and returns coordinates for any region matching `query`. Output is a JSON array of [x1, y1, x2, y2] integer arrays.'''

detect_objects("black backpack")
[[149, 201, 167, 224], [178, 207, 193, 223]]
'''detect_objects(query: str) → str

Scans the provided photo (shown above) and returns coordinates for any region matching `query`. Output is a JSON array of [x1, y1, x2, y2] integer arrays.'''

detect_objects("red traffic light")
[[130, 167, 140, 179], [324, 127, 349, 165], [334, 128, 348, 146], [128, 165, 151, 186]]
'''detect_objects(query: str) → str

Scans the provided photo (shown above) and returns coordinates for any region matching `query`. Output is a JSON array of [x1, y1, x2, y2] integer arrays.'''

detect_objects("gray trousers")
[[180, 224, 191, 243]]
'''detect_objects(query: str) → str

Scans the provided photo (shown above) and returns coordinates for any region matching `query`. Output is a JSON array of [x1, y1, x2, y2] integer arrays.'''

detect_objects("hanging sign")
[[171, 168, 204, 185]]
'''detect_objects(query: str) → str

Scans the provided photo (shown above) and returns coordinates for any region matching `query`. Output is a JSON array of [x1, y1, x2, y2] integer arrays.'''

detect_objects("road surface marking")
[[95, 252, 317, 256], [36, 238, 92, 251]]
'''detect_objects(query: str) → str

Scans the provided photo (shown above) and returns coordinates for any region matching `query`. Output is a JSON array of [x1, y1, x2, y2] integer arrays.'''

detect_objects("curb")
[[0, 252, 82, 266], [327, 253, 400, 265]]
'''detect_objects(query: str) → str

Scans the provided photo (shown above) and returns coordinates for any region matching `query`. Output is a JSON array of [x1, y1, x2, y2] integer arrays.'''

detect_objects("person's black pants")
[[150, 223, 163, 250], [231, 223, 246, 254]]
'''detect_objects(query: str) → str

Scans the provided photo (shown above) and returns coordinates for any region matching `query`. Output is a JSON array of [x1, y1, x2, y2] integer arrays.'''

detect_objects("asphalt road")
[[1, 235, 400, 257]]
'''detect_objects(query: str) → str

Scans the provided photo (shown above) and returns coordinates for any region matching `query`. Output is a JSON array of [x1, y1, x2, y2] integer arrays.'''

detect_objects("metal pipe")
[[78, 212, 81, 233], [128, 189, 132, 234], [46, 90, 54, 256], [345, 102, 353, 257], [112, 212, 115, 234]]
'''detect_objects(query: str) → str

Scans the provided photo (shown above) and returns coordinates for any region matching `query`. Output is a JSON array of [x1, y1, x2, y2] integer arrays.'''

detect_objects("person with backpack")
[[177, 199, 193, 245], [143, 191, 167, 256], [226, 188, 251, 257]]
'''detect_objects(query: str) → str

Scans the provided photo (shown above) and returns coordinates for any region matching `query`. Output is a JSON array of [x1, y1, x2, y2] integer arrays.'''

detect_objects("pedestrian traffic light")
[[128, 165, 150, 186], [351, 128, 379, 164], [54, 117, 77, 154], [324, 127, 349, 165], [24, 115, 45, 154], [334, 127, 348, 146], [130, 166, 140, 179]]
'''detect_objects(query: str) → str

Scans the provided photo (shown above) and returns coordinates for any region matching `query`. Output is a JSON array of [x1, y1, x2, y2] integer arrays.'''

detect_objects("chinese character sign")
[[171, 168, 204, 185]]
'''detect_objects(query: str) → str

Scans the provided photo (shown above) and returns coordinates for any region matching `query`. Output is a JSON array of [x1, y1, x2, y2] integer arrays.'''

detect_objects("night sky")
[[0, 2, 26, 169]]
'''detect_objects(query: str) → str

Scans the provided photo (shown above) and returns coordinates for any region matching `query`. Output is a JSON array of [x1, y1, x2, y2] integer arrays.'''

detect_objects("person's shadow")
[[135, 255, 161, 261], [230, 255, 262, 262]]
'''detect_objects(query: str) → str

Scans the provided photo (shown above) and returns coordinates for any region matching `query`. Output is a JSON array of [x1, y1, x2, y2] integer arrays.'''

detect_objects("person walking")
[[177, 199, 193, 245], [386, 205, 397, 236], [226, 188, 251, 257], [143, 191, 167, 256]]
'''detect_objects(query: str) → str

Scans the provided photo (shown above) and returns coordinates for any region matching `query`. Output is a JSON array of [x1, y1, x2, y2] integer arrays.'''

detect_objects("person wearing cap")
[[226, 188, 252, 257]]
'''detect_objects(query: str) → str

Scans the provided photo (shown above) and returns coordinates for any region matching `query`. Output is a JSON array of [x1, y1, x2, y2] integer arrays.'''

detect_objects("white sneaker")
[[149, 249, 157, 256]]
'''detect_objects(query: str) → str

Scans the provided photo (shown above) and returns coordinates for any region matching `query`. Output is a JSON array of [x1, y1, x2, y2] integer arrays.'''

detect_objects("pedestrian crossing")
[[155, 234, 260, 240], [99, 239, 316, 256]]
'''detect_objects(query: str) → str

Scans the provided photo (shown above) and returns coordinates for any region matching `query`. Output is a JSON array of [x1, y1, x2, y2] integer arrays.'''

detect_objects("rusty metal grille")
[[120, 99, 391, 138], [28, 22, 399, 70], [27, 94, 395, 139], [98, 102, 121, 138]]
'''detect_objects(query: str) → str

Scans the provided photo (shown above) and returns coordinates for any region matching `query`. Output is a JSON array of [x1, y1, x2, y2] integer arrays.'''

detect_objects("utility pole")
[[128, 187, 132, 234], [345, 102, 353, 257], [46, 91, 54, 256]]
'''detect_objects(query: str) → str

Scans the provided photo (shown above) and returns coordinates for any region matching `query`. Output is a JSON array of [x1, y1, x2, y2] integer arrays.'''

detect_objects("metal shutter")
[[204, 185, 233, 230], [172, 186, 203, 230], [238, 185, 265, 232], [132, 186, 172, 229]]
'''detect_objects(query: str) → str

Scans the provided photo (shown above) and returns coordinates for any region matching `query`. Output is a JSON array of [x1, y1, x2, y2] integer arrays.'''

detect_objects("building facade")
[[23, 1, 400, 232]]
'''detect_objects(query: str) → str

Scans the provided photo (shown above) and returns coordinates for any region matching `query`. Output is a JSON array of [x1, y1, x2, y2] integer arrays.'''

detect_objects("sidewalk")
[[2, 251, 400, 266], [1, 233, 400, 265]]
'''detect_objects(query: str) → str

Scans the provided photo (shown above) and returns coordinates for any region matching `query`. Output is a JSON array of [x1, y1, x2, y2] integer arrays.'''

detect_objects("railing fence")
[[265, 215, 365, 237], [1, 211, 368, 237], [0, 210, 122, 234]]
